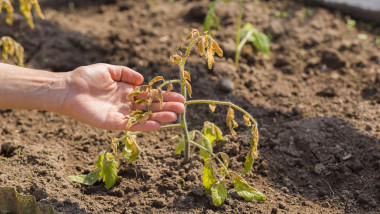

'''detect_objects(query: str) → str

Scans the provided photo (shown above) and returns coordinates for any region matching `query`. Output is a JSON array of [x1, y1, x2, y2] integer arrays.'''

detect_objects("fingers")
[[103, 64, 144, 85], [135, 102, 184, 113], [125, 112, 178, 131], [134, 91, 185, 103]]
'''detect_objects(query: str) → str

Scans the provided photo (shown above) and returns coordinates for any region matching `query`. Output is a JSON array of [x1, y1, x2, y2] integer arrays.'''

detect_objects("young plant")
[[69, 29, 265, 206], [202, 0, 270, 66], [0, 0, 44, 65]]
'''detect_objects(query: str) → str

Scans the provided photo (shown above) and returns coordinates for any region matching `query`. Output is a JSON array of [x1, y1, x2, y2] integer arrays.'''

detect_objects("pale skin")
[[0, 63, 185, 131]]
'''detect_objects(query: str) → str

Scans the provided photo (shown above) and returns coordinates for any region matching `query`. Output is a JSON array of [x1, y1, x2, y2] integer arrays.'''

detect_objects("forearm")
[[0, 63, 68, 112]]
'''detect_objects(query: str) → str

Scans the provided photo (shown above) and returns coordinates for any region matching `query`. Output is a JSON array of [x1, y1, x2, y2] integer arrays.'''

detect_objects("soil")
[[1, 0, 380, 213]]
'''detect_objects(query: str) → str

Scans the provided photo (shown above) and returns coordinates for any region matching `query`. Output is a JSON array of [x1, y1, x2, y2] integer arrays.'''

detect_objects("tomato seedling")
[[69, 29, 265, 206], [203, 0, 270, 65]]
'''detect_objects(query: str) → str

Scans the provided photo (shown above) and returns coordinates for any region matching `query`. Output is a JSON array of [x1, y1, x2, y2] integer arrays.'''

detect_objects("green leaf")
[[203, 121, 224, 144], [203, 158, 217, 195], [231, 172, 266, 202], [122, 136, 141, 163], [199, 138, 213, 160], [252, 32, 270, 56], [99, 154, 118, 189], [211, 181, 227, 206], [174, 131, 195, 155], [68, 169, 100, 186], [203, 0, 222, 32], [95, 152, 105, 168], [242, 150, 254, 175]]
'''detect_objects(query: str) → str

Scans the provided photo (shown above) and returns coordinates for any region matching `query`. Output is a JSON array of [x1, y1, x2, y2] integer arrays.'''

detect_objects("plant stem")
[[179, 64, 191, 162], [234, 0, 243, 66], [130, 123, 182, 136], [236, 29, 254, 56], [185, 99, 259, 131], [158, 79, 181, 89]]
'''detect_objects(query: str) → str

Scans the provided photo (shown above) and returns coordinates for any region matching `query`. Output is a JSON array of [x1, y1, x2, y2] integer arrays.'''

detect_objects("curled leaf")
[[185, 80, 192, 98], [231, 172, 266, 202], [203, 158, 217, 194], [0, 0, 14, 25], [127, 85, 152, 100], [126, 110, 152, 130], [96, 153, 118, 189], [209, 102, 216, 112], [198, 36, 206, 56], [211, 181, 227, 206], [212, 40, 223, 57], [226, 107, 238, 135], [134, 98, 149, 105], [0, 36, 24, 66], [157, 88, 163, 109], [123, 135, 141, 163], [218, 152, 229, 174], [186, 28, 200, 41], [174, 131, 195, 155], [203, 121, 224, 144], [166, 83, 173, 94], [149, 76, 164, 85], [183, 70, 191, 82], [170, 54, 182, 65], [243, 114, 251, 127], [206, 46, 215, 69]]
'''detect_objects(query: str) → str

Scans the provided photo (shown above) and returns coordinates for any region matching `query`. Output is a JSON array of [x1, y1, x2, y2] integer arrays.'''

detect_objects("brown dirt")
[[1, 0, 380, 213]]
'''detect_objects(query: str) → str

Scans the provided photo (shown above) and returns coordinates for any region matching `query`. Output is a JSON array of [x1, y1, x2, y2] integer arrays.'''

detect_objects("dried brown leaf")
[[243, 114, 251, 127], [149, 76, 164, 85], [212, 40, 223, 57], [226, 107, 238, 135], [185, 80, 192, 98], [170, 54, 182, 65], [166, 83, 173, 94]]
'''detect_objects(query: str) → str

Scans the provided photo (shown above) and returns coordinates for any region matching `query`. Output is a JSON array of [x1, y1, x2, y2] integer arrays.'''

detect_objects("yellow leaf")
[[198, 37, 206, 56], [166, 83, 173, 94], [1, 0, 14, 25], [149, 76, 164, 85], [206, 47, 214, 69], [31, 0, 44, 19], [170, 54, 182, 64], [183, 70, 191, 82], [209, 102, 216, 112], [126, 85, 152, 100], [186, 28, 200, 41], [185, 80, 192, 98], [226, 107, 238, 135], [243, 114, 251, 127], [212, 40, 223, 57], [157, 88, 163, 109]]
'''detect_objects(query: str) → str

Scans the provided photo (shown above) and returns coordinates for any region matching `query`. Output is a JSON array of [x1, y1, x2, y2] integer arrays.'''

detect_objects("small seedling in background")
[[0, 0, 44, 65], [69, 29, 265, 206], [203, 0, 270, 66], [346, 19, 356, 29]]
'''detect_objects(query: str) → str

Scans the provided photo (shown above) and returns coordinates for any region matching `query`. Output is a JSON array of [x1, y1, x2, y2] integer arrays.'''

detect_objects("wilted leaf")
[[157, 88, 163, 109], [166, 83, 173, 94], [231, 172, 266, 202], [209, 102, 216, 112], [243, 126, 259, 174], [122, 135, 141, 163], [212, 40, 223, 57], [31, 0, 45, 19], [203, 121, 224, 144], [135, 98, 149, 105], [149, 76, 164, 85], [101, 155, 118, 189], [242, 151, 254, 175], [0, 0, 14, 25], [211, 181, 227, 206], [226, 107, 238, 135], [127, 85, 152, 100], [68, 169, 100, 186], [218, 152, 229, 173], [203, 158, 217, 194], [198, 37, 206, 56], [185, 80, 192, 98], [174, 131, 195, 155], [206, 46, 215, 69], [126, 110, 152, 130], [186, 28, 200, 41], [199, 137, 212, 160], [183, 70, 191, 82], [0, 36, 24, 66], [243, 114, 251, 127], [170, 54, 182, 64]]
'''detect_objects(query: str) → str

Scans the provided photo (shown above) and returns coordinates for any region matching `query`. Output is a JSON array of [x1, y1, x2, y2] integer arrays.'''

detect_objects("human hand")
[[59, 63, 184, 131]]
